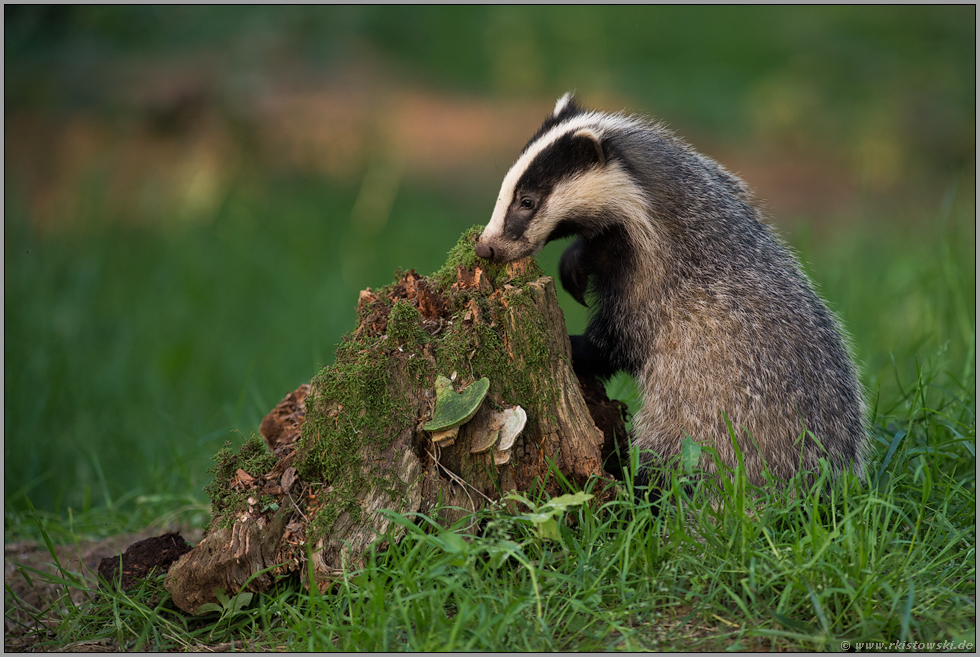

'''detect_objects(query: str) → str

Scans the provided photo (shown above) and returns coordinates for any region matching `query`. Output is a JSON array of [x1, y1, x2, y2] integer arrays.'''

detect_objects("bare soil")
[[4, 526, 203, 652]]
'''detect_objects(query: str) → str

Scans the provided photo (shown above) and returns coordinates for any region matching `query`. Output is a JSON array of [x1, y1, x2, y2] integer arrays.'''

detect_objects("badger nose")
[[474, 241, 495, 260]]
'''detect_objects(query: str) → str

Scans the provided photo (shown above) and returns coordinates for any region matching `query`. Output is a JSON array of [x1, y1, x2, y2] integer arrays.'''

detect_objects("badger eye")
[[520, 197, 534, 209]]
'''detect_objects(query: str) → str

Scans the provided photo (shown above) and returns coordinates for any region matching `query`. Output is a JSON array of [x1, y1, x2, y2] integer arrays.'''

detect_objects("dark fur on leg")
[[569, 334, 620, 380], [559, 239, 589, 307]]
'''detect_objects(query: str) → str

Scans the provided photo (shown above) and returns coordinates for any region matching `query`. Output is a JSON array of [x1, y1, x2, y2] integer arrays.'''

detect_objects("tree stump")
[[164, 227, 628, 614]]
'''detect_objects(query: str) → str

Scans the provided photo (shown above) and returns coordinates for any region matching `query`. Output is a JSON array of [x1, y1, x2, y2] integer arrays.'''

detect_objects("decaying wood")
[[164, 514, 286, 615], [165, 244, 628, 614]]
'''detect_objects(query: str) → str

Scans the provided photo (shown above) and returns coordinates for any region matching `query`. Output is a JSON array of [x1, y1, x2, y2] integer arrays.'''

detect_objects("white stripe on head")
[[483, 110, 638, 241]]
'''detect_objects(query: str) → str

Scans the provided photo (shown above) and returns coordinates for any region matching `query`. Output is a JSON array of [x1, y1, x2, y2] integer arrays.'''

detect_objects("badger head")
[[475, 93, 645, 263]]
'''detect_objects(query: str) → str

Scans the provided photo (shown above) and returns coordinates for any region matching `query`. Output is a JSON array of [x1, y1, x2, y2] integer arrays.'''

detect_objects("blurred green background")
[[4, 6, 975, 520]]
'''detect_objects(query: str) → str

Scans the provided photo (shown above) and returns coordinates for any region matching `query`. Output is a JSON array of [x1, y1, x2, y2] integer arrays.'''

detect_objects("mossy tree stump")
[[165, 227, 628, 614]]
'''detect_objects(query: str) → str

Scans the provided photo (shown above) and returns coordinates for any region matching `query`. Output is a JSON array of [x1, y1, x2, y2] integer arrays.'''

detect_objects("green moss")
[[238, 433, 278, 476], [498, 285, 560, 407], [295, 329, 416, 540], [202, 434, 279, 529], [430, 225, 544, 292], [428, 280, 559, 428], [307, 502, 341, 544], [430, 225, 486, 289], [387, 298, 428, 346], [407, 345, 435, 390], [204, 440, 237, 501], [316, 341, 408, 451]]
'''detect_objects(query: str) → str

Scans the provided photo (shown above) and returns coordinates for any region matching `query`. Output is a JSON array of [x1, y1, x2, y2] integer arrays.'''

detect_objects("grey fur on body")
[[475, 93, 868, 486]]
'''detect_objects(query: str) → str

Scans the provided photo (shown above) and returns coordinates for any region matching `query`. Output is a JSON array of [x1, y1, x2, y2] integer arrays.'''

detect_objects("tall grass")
[[9, 364, 973, 650]]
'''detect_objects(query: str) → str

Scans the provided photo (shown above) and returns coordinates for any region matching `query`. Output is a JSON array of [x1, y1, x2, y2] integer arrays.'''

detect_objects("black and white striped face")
[[474, 94, 644, 263]]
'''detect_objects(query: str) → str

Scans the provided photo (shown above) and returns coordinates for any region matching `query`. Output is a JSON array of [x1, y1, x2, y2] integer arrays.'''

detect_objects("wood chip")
[[281, 466, 298, 493], [233, 468, 255, 489]]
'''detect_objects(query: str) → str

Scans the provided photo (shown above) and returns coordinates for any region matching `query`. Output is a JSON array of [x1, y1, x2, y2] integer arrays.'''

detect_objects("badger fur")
[[475, 93, 868, 487]]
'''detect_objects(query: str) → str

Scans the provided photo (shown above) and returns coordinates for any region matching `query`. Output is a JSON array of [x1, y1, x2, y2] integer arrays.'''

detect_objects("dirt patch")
[[4, 527, 203, 651], [96, 532, 193, 592]]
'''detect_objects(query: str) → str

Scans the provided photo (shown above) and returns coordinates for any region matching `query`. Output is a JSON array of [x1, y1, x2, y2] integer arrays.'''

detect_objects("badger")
[[474, 93, 868, 487]]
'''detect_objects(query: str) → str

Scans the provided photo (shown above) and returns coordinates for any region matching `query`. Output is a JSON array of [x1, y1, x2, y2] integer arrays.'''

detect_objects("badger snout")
[[473, 240, 497, 261], [475, 236, 537, 263]]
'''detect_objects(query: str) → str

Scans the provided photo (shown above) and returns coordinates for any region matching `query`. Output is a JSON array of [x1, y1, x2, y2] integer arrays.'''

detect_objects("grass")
[[5, 201, 975, 650], [6, 358, 975, 651]]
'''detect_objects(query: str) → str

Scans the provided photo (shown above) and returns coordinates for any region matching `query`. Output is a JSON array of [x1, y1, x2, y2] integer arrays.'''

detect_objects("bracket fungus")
[[424, 376, 490, 432]]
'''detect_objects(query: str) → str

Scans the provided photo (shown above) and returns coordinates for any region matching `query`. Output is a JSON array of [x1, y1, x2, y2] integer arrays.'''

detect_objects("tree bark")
[[165, 238, 628, 614]]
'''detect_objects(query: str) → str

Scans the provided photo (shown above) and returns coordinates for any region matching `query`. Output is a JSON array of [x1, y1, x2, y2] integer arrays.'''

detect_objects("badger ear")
[[553, 92, 586, 121], [573, 127, 605, 166], [553, 92, 578, 117]]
